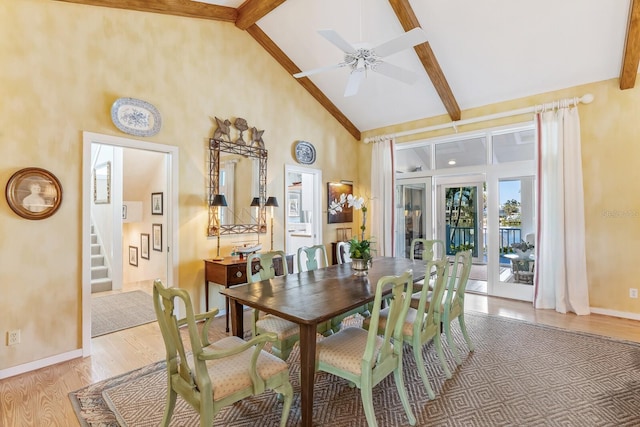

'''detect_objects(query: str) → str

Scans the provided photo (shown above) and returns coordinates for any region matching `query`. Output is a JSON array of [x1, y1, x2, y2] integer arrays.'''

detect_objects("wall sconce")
[[265, 196, 279, 251], [210, 194, 228, 260], [250, 197, 261, 244]]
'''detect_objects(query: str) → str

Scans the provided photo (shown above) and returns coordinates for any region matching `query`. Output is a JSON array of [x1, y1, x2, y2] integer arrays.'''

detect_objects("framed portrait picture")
[[151, 192, 163, 215], [327, 182, 353, 224], [5, 167, 63, 220], [129, 246, 138, 267], [152, 223, 162, 252], [140, 233, 150, 260]]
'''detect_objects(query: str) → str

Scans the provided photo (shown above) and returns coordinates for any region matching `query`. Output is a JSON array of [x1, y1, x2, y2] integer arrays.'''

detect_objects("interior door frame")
[[284, 164, 322, 264], [81, 132, 179, 356]]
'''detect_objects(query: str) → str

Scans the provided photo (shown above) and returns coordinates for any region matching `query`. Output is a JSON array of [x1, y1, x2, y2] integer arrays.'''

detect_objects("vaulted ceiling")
[[57, 0, 640, 141]]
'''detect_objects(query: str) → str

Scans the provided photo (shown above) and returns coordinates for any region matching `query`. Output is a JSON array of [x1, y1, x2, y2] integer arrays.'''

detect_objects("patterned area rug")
[[91, 291, 156, 337], [70, 312, 640, 426]]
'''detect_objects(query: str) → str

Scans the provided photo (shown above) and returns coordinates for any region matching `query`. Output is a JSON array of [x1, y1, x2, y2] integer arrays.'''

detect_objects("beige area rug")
[[70, 312, 640, 426], [91, 291, 156, 338]]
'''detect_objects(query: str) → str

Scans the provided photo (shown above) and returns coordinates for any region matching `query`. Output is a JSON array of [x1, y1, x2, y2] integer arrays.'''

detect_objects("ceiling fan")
[[293, 27, 429, 97]]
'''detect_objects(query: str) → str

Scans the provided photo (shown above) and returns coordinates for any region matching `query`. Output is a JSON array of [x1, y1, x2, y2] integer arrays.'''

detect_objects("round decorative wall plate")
[[111, 97, 162, 137], [294, 141, 316, 165]]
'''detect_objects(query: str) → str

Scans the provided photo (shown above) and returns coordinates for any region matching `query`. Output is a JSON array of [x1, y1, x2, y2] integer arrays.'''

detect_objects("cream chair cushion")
[[316, 327, 385, 376], [189, 336, 289, 400], [256, 315, 299, 340]]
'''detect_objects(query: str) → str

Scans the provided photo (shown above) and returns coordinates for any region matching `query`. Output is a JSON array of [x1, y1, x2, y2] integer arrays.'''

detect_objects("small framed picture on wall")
[[141, 233, 150, 260], [152, 223, 162, 252], [129, 246, 138, 267], [151, 192, 163, 215]]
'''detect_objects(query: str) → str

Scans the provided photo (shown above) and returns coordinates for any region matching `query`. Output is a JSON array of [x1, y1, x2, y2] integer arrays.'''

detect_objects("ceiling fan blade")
[[318, 29, 357, 54], [373, 61, 420, 85], [293, 62, 345, 78], [373, 27, 428, 58], [344, 70, 365, 97]]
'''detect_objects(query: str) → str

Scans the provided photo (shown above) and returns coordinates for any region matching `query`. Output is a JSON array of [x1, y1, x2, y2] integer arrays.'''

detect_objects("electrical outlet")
[[7, 330, 20, 346], [630, 288, 639, 299]]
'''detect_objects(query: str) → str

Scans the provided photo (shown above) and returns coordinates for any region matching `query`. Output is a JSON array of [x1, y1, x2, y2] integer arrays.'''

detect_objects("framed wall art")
[[152, 223, 162, 252], [141, 233, 150, 260], [327, 182, 353, 224], [151, 192, 163, 215], [129, 246, 138, 267], [5, 167, 63, 220]]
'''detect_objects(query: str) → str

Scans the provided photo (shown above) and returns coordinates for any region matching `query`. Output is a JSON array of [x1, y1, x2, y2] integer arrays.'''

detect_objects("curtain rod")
[[363, 93, 594, 144]]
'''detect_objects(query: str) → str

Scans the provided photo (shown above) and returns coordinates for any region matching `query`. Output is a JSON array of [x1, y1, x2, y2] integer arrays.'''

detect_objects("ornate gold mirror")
[[208, 117, 267, 236]]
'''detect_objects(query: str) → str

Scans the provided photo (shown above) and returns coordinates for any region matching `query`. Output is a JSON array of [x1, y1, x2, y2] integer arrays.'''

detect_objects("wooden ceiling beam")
[[388, 0, 461, 121], [246, 25, 361, 141], [620, 0, 640, 89], [54, 0, 237, 22], [235, 0, 287, 31]]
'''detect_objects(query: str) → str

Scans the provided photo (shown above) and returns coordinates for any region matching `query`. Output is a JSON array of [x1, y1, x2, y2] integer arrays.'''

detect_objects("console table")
[[204, 254, 294, 332]]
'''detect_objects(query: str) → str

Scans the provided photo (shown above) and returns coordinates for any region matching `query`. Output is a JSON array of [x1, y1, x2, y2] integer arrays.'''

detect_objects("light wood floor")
[[1, 284, 639, 426]]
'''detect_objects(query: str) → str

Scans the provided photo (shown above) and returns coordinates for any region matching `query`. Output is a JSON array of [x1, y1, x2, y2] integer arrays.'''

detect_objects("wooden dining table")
[[221, 256, 428, 427]]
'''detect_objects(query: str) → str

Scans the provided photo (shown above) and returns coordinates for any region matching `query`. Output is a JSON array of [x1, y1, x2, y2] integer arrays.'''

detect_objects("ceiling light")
[[448, 159, 456, 165]]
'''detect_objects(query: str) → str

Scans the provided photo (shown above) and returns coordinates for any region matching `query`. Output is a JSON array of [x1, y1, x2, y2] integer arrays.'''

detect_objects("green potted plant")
[[329, 193, 373, 276]]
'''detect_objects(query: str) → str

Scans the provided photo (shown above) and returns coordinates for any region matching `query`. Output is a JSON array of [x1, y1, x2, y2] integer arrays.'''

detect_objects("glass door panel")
[[395, 179, 432, 258], [492, 176, 535, 301], [441, 183, 484, 261]]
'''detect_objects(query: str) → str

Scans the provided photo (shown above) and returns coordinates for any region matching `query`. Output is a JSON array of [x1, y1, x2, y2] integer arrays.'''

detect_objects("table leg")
[[299, 323, 316, 427], [229, 299, 244, 338], [225, 296, 230, 333], [205, 279, 209, 312]]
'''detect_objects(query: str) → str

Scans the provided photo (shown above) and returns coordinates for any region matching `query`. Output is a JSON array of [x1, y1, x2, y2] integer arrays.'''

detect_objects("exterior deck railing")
[[445, 225, 523, 257]]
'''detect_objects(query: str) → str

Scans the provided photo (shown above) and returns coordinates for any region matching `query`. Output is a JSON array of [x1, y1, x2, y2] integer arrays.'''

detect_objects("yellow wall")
[[362, 78, 640, 318], [0, 0, 359, 369]]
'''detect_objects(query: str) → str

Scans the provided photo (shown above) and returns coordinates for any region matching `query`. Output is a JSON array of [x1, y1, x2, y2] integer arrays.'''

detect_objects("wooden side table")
[[204, 254, 294, 332]]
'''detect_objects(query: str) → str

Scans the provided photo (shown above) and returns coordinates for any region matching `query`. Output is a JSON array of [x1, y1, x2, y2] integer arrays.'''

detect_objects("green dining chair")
[[247, 251, 299, 361], [296, 245, 336, 336], [152, 280, 293, 427], [441, 249, 474, 365], [315, 270, 416, 427], [409, 238, 446, 261], [365, 259, 450, 398], [297, 244, 329, 272]]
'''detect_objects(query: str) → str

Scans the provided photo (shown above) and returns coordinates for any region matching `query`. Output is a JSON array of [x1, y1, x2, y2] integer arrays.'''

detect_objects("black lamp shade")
[[250, 197, 260, 207], [265, 196, 279, 207], [210, 194, 228, 207]]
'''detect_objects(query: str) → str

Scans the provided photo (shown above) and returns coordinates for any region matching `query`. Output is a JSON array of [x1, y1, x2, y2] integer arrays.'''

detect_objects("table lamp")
[[251, 197, 261, 244], [210, 194, 227, 260], [265, 196, 278, 251]]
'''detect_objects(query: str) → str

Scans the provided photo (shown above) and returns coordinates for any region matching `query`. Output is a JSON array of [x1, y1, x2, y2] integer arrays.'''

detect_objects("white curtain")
[[534, 106, 590, 315], [370, 138, 395, 257]]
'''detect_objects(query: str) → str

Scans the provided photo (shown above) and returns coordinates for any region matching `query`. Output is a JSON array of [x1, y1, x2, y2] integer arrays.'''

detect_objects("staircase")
[[91, 224, 112, 293]]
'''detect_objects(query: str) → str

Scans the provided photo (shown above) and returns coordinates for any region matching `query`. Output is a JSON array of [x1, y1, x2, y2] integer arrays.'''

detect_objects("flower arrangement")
[[329, 193, 372, 262]]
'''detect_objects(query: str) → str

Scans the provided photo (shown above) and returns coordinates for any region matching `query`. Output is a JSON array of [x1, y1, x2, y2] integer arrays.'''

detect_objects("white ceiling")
[[200, 0, 631, 132]]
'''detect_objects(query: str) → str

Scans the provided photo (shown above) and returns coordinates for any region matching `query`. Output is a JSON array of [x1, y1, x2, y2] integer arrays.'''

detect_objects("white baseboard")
[[590, 307, 640, 321], [0, 349, 83, 380]]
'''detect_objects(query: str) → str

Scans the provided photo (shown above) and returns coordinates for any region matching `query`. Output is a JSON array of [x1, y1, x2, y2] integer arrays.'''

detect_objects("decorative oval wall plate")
[[111, 97, 162, 137], [294, 141, 316, 165]]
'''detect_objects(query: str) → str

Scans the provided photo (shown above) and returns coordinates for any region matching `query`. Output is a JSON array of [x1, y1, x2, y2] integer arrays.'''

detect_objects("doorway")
[[82, 132, 179, 356], [284, 165, 322, 271]]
